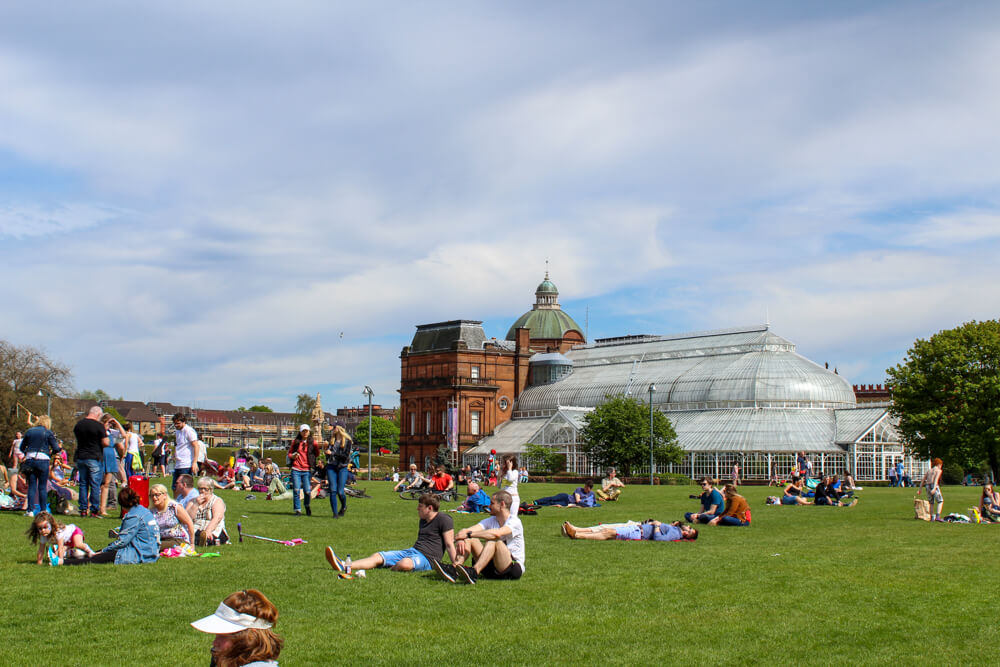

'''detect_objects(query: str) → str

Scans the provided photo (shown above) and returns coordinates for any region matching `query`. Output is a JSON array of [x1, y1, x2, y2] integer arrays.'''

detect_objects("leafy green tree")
[[887, 320, 1000, 476], [524, 443, 566, 475], [293, 393, 313, 428], [579, 394, 683, 477], [354, 416, 400, 453], [247, 405, 273, 412], [102, 405, 126, 424], [78, 388, 111, 402]]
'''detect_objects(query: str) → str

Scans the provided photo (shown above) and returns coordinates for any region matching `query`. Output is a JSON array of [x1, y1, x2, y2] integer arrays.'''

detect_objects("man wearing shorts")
[[437, 490, 525, 584], [562, 519, 698, 541], [325, 493, 457, 576]]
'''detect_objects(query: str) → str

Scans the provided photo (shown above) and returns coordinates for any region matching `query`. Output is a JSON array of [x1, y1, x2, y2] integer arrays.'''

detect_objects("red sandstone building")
[[398, 274, 584, 468]]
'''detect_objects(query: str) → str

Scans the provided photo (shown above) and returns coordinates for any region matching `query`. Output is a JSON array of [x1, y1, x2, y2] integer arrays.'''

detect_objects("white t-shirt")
[[501, 469, 519, 497], [125, 433, 141, 456], [175, 424, 199, 468], [474, 514, 525, 571], [42, 524, 77, 547]]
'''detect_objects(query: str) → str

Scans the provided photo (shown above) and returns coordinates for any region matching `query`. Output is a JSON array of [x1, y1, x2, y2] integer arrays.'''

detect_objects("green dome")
[[536, 279, 558, 294], [505, 308, 584, 341]]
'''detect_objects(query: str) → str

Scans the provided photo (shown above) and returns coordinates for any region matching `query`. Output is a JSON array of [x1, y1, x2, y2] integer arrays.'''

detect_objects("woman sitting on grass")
[[189, 476, 229, 545], [192, 589, 283, 667], [150, 483, 196, 548], [781, 477, 812, 505], [562, 519, 698, 541], [980, 483, 1000, 522], [64, 487, 159, 565], [708, 484, 752, 525], [26, 511, 96, 565]]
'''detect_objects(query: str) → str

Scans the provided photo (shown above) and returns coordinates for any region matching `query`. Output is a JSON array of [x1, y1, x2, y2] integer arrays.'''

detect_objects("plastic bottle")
[[345, 555, 352, 576]]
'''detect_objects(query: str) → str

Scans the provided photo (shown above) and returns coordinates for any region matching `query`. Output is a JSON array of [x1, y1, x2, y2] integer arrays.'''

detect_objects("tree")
[[579, 394, 683, 477], [1, 340, 74, 462], [77, 388, 111, 402], [238, 405, 273, 413], [293, 393, 313, 427], [887, 320, 1000, 476], [354, 416, 400, 453], [525, 442, 566, 475]]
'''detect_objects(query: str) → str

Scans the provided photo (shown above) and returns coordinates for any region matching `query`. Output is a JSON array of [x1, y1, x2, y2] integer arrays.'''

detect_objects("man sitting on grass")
[[533, 480, 598, 507], [456, 481, 491, 512], [325, 493, 457, 576], [596, 468, 625, 502], [432, 490, 525, 584], [562, 519, 698, 542], [394, 464, 429, 492], [813, 476, 857, 507], [430, 465, 454, 493], [685, 477, 724, 523]]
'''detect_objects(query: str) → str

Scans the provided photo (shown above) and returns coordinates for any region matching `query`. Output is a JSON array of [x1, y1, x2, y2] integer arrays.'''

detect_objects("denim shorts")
[[614, 525, 642, 540], [378, 547, 431, 571], [781, 495, 799, 505]]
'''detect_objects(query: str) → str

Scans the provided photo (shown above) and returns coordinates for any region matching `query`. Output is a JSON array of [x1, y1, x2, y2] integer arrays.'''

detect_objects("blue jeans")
[[77, 459, 102, 513], [22, 459, 50, 513], [326, 466, 349, 514], [291, 470, 311, 512], [535, 493, 573, 506], [172, 467, 192, 490], [685, 511, 720, 523], [717, 515, 749, 526]]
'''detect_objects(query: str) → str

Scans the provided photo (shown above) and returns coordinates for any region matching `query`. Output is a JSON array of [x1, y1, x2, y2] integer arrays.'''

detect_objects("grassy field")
[[2, 482, 998, 666]]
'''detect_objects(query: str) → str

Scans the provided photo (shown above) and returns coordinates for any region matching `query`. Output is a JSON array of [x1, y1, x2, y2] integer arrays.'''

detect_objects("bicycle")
[[345, 486, 371, 499], [398, 486, 465, 502]]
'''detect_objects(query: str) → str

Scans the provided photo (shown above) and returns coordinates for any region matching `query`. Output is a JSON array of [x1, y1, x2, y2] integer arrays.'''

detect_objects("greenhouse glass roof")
[[513, 325, 856, 414]]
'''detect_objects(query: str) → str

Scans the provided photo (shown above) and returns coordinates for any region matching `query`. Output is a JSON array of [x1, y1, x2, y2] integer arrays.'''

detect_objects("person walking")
[[288, 425, 318, 516], [324, 424, 353, 518]]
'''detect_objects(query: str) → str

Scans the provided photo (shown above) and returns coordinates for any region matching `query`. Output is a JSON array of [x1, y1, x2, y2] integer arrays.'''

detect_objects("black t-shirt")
[[73, 418, 106, 461], [411, 512, 454, 561]]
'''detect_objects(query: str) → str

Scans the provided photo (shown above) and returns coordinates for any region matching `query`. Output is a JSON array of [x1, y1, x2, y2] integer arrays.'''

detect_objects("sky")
[[3, 1, 1000, 412]]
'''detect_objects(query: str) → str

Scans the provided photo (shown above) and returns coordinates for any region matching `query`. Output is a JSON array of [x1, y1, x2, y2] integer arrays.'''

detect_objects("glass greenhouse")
[[465, 326, 926, 482]]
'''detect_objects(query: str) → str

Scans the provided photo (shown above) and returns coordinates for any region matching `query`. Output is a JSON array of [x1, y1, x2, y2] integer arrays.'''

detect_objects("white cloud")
[[1, 3, 1000, 409]]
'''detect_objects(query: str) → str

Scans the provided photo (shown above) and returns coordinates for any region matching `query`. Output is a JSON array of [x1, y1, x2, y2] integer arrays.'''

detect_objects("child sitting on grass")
[[26, 511, 96, 565]]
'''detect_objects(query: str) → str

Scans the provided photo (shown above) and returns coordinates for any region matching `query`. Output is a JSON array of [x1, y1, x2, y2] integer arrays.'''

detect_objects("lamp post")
[[38, 389, 51, 416], [363, 386, 374, 481], [648, 384, 656, 486]]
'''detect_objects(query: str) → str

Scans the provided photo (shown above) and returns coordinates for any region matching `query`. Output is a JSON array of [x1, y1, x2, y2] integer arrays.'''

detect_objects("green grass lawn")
[[2, 482, 999, 665]]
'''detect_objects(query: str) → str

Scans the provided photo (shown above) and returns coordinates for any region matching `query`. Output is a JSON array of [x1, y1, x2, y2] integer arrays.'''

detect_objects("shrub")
[[657, 473, 695, 486], [942, 462, 964, 485]]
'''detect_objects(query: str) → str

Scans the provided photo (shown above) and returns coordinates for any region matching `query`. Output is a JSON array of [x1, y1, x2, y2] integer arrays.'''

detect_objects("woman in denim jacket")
[[20, 415, 61, 516], [64, 487, 160, 565]]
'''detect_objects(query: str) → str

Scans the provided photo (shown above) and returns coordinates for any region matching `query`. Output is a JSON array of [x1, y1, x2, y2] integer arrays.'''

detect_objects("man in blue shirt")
[[533, 480, 598, 507], [685, 478, 724, 524], [459, 481, 492, 512]]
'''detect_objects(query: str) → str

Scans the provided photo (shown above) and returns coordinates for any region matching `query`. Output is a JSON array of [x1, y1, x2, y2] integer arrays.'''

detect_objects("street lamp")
[[362, 386, 374, 481], [38, 389, 51, 416], [648, 384, 656, 486]]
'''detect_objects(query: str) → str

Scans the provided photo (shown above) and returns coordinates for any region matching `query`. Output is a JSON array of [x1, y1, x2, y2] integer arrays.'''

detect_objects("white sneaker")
[[356, 570, 366, 578]]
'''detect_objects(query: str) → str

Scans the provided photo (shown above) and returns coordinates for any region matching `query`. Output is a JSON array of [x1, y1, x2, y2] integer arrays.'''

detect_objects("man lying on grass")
[[562, 519, 698, 541], [431, 490, 525, 584], [533, 480, 597, 507], [325, 493, 457, 577]]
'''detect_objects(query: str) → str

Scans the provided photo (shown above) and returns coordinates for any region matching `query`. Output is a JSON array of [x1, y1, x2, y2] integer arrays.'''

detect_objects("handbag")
[[914, 496, 931, 521]]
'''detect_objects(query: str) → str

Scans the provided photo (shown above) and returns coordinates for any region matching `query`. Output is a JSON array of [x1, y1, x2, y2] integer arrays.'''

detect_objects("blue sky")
[[3, 1, 999, 412]]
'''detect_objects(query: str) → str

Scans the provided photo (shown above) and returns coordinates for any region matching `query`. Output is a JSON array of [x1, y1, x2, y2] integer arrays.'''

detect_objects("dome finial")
[[544, 258, 549, 281]]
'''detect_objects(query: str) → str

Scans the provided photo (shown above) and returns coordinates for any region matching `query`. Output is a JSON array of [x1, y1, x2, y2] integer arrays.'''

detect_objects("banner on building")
[[447, 406, 458, 453]]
